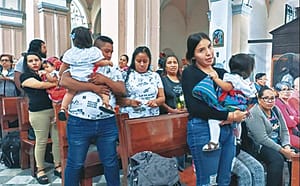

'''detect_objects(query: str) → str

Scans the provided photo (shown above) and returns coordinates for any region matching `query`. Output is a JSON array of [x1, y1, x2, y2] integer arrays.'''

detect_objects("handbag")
[[128, 151, 181, 186]]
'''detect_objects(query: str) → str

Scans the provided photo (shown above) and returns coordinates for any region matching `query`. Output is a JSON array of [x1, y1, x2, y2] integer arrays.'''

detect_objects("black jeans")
[[257, 145, 290, 186]]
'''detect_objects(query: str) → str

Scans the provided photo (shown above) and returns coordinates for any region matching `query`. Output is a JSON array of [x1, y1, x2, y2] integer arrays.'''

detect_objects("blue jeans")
[[232, 150, 265, 186], [64, 115, 120, 186], [187, 118, 235, 186]]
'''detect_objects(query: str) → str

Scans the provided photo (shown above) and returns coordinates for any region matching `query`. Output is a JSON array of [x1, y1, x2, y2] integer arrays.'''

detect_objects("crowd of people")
[[0, 27, 299, 186]]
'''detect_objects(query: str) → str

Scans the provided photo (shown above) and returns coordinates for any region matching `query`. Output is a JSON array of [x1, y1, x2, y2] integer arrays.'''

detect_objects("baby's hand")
[[104, 60, 113, 67], [38, 70, 47, 76], [208, 70, 218, 80]]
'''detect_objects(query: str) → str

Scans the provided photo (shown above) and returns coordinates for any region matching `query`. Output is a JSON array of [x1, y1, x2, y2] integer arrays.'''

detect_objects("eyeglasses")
[[261, 96, 275, 102], [280, 88, 291, 92], [0, 59, 10, 62]]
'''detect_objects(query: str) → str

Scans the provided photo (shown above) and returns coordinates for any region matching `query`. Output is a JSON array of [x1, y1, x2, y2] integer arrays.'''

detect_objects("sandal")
[[54, 165, 62, 178], [99, 104, 115, 114], [202, 142, 220, 152], [58, 109, 67, 121], [36, 169, 49, 185]]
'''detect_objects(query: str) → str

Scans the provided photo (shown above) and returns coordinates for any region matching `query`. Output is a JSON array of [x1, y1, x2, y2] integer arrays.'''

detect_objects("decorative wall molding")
[[232, 3, 252, 15], [0, 8, 25, 27], [37, 2, 69, 12]]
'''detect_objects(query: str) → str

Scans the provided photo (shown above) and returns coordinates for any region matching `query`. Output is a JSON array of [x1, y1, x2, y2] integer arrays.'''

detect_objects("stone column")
[[134, 0, 160, 70], [101, 0, 119, 64], [37, 0, 69, 57], [231, 2, 252, 54]]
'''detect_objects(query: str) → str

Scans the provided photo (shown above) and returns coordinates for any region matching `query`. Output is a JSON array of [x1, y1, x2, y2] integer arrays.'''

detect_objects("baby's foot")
[[202, 142, 220, 151]]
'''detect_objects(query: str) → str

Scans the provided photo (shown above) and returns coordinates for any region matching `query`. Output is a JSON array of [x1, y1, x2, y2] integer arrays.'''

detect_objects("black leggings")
[[258, 146, 291, 186]]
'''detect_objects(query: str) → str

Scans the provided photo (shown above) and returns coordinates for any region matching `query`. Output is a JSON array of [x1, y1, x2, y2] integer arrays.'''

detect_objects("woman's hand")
[[130, 99, 142, 107], [221, 110, 248, 125], [280, 147, 296, 160], [169, 108, 186, 114], [208, 70, 219, 80], [147, 100, 158, 107]]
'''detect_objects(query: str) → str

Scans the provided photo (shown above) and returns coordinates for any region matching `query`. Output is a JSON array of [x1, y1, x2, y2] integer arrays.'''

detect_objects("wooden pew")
[[16, 97, 52, 176], [0, 96, 19, 138], [54, 104, 106, 186], [291, 154, 300, 186], [116, 112, 194, 185]]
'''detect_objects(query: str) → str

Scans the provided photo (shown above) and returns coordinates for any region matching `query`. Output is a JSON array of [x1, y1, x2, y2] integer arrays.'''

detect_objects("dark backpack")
[[0, 131, 20, 168], [128, 151, 181, 186]]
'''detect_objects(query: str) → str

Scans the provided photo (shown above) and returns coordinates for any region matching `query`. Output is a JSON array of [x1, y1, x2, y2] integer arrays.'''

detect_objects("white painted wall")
[[210, 0, 232, 71]]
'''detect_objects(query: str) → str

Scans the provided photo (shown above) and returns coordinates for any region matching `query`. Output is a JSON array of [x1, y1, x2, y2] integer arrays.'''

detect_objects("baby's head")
[[70, 26, 93, 49], [229, 53, 255, 79], [43, 57, 62, 73]]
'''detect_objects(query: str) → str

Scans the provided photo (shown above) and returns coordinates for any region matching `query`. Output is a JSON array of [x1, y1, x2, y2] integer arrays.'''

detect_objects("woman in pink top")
[[275, 81, 300, 150]]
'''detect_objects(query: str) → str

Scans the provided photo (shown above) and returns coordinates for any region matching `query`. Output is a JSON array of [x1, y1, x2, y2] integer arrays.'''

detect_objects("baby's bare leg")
[[61, 90, 75, 110], [101, 94, 110, 107]]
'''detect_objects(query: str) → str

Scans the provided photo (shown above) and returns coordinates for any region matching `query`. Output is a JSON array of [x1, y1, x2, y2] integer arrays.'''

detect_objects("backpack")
[[240, 121, 259, 157], [0, 131, 20, 168], [128, 151, 181, 186]]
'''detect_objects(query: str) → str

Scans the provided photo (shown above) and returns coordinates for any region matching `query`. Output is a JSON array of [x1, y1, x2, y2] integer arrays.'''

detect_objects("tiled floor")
[[0, 147, 123, 186], [0, 161, 122, 186]]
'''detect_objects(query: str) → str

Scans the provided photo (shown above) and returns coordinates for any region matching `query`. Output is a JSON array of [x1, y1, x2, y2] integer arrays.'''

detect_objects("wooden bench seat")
[[116, 112, 194, 185], [16, 97, 52, 176], [0, 96, 19, 138]]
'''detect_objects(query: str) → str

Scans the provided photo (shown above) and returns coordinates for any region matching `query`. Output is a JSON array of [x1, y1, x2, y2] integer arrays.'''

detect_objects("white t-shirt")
[[62, 46, 104, 82], [68, 66, 123, 120], [120, 70, 164, 118], [223, 73, 256, 98]]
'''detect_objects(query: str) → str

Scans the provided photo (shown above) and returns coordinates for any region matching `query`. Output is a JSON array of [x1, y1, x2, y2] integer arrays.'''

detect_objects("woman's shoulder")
[[20, 72, 36, 81], [248, 104, 262, 115]]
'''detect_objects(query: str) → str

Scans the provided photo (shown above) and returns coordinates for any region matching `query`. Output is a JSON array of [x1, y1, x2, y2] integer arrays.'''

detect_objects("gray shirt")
[[245, 104, 290, 152]]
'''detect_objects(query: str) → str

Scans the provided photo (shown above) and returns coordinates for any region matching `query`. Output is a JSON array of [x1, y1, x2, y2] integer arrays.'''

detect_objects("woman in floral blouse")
[[118, 46, 165, 118]]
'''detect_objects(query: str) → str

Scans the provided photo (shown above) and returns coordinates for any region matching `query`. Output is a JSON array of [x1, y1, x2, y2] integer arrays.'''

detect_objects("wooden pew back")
[[0, 96, 19, 137], [116, 112, 189, 185]]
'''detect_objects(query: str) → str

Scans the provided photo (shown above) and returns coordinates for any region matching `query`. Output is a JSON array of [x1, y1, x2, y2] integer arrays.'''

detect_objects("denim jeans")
[[187, 118, 235, 186], [232, 150, 265, 186], [64, 115, 120, 186]]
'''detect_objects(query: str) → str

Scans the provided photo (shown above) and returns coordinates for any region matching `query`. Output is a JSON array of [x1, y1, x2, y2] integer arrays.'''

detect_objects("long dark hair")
[[161, 54, 181, 81], [124, 46, 152, 83], [22, 52, 42, 74], [186, 32, 211, 64], [257, 86, 273, 99]]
